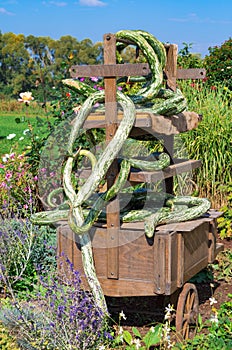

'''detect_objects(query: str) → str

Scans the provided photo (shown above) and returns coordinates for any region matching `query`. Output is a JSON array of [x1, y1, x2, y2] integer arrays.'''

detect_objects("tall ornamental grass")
[[178, 81, 232, 208]]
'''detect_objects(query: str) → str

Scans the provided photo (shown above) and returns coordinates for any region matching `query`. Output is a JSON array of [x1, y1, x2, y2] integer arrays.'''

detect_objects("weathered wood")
[[128, 159, 202, 183], [57, 211, 223, 296], [164, 44, 178, 91], [74, 159, 201, 185], [104, 33, 120, 280], [83, 110, 201, 135], [177, 68, 206, 80], [70, 62, 206, 81], [70, 63, 150, 78]]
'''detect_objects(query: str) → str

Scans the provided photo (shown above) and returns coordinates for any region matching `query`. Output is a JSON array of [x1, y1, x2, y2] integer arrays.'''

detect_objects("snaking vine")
[[31, 30, 210, 314]]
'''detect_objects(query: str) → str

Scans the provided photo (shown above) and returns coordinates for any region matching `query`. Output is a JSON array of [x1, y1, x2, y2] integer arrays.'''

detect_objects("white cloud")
[[79, 0, 107, 7], [49, 1, 67, 6], [0, 7, 14, 15], [42, 1, 67, 6], [169, 13, 232, 25]]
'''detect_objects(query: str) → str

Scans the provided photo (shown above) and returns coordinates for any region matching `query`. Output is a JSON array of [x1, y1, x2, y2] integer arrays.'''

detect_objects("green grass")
[[0, 115, 39, 156], [178, 81, 232, 208]]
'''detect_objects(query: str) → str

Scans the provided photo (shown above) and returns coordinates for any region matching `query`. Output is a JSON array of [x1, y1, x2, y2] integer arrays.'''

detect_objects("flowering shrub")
[[204, 38, 232, 90], [0, 218, 56, 297], [0, 151, 38, 218], [0, 257, 111, 350]]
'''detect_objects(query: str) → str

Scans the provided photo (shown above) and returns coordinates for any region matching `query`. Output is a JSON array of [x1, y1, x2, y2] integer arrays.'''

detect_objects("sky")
[[0, 0, 231, 57]]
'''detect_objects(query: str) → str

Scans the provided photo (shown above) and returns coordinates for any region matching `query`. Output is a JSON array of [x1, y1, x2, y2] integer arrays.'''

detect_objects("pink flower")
[[0, 164, 4, 168], [23, 204, 29, 209], [79, 77, 85, 82], [34, 175, 38, 181], [117, 86, 123, 91], [5, 172, 12, 181], [17, 154, 24, 160], [90, 76, 99, 82]]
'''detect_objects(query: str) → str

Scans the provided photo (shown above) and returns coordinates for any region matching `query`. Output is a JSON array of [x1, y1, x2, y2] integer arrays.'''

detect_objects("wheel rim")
[[176, 283, 199, 339]]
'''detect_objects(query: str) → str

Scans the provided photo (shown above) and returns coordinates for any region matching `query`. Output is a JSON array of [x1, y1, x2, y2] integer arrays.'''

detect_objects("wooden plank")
[[70, 62, 206, 80], [83, 110, 201, 135], [164, 44, 178, 91], [129, 159, 202, 183], [75, 159, 201, 185], [177, 68, 206, 80], [70, 63, 150, 78], [104, 33, 120, 280]]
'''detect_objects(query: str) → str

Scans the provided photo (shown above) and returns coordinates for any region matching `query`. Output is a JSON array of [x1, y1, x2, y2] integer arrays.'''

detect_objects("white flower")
[[165, 304, 175, 313], [209, 313, 219, 323], [150, 326, 155, 333], [119, 310, 127, 320], [98, 346, 105, 350], [6, 133, 16, 140], [133, 338, 141, 349], [164, 304, 175, 320], [209, 297, 217, 306], [19, 137, 24, 141], [2, 154, 10, 162], [18, 91, 34, 104], [118, 326, 123, 335], [23, 129, 30, 135]]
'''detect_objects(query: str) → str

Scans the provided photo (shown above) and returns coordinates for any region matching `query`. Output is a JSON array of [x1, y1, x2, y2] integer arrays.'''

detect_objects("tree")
[[177, 42, 203, 69], [0, 32, 30, 96], [25, 35, 56, 103], [203, 38, 232, 89]]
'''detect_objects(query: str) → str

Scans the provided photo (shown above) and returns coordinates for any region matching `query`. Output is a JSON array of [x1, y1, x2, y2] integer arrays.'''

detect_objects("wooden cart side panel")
[[182, 222, 209, 282], [153, 231, 178, 295]]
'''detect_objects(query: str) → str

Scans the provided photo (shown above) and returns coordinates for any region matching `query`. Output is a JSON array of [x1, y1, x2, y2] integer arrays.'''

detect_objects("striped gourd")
[[116, 30, 163, 103], [31, 30, 209, 315]]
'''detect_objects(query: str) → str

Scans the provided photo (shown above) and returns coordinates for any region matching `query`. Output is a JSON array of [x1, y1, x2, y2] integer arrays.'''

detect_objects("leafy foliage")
[[177, 42, 203, 69], [217, 183, 232, 239], [0, 218, 56, 297], [174, 296, 232, 349], [0, 151, 38, 217], [0, 32, 103, 101], [204, 38, 232, 89]]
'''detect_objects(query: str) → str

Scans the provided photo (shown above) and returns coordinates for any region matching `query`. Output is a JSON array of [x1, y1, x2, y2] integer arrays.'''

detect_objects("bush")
[[177, 42, 203, 69], [0, 217, 56, 297], [0, 258, 111, 350], [0, 151, 38, 218], [204, 38, 232, 89]]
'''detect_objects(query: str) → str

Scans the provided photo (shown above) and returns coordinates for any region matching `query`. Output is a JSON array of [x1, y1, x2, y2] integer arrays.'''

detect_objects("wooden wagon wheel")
[[176, 283, 199, 340]]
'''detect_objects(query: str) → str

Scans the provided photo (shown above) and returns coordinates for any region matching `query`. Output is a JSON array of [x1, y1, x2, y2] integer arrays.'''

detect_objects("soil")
[[106, 237, 232, 337]]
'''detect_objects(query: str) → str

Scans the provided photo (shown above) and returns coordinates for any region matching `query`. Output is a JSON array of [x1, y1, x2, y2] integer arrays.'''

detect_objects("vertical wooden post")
[[164, 44, 178, 194], [104, 33, 120, 279]]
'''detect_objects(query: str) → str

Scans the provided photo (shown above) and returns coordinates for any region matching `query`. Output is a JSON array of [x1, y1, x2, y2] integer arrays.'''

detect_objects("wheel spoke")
[[182, 320, 189, 339], [189, 291, 196, 309]]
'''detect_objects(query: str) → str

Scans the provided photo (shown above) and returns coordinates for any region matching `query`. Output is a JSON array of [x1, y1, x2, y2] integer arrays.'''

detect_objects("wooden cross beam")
[[70, 63, 206, 81]]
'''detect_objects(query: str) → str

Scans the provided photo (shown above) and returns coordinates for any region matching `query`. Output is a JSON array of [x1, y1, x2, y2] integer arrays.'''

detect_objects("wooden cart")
[[57, 33, 224, 339]]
